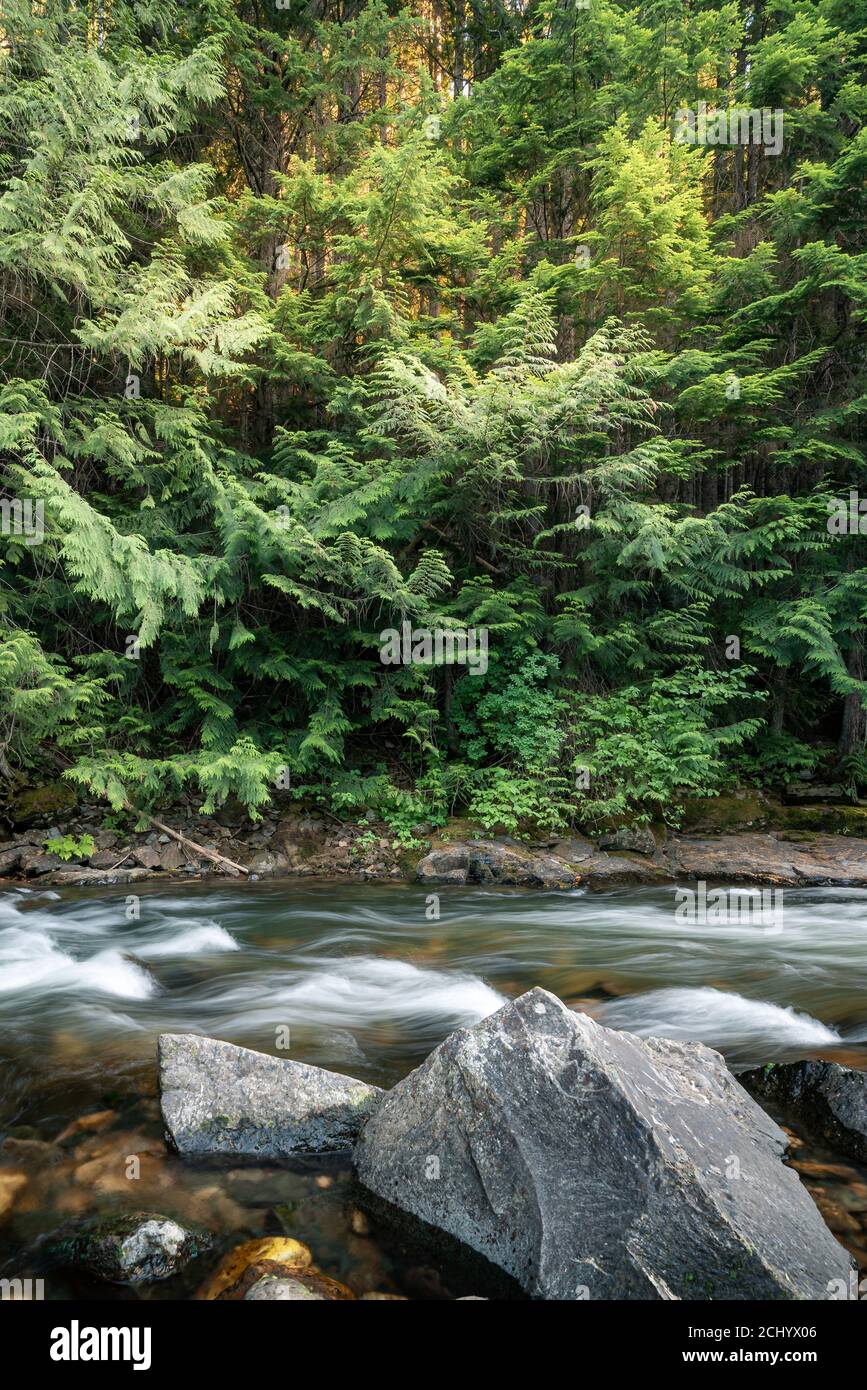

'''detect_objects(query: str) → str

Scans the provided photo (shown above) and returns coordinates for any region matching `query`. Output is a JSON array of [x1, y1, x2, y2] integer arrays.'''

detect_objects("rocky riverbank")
[[6, 785, 867, 891]]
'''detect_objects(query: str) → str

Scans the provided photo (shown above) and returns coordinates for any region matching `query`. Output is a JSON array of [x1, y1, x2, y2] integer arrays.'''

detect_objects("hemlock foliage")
[[0, 0, 865, 834]]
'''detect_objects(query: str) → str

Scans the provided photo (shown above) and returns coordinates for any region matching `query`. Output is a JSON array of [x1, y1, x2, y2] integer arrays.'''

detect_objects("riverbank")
[[7, 786, 867, 892]]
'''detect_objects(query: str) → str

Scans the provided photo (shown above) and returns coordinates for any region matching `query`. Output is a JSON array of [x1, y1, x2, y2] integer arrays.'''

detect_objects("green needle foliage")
[[0, 0, 865, 834]]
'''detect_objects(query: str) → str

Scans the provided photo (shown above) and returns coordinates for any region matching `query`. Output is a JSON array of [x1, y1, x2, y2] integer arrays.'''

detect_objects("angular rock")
[[246, 849, 289, 877], [159, 1033, 382, 1157], [159, 841, 185, 872], [0, 846, 22, 876], [273, 813, 329, 852], [53, 1212, 211, 1283], [20, 850, 63, 876], [741, 1061, 867, 1165], [556, 836, 669, 885], [469, 840, 579, 888], [596, 825, 657, 856], [88, 848, 122, 869], [354, 988, 854, 1301], [131, 845, 161, 869], [416, 845, 470, 885]]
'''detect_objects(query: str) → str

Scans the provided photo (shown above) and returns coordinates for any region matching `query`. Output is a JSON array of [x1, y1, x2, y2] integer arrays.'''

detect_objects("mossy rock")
[[9, 782, 77, 828], [680, 791, 776, 833], [51, 1211, 212, 1284], [397, 844, 430, 878], [780, 804, 867, 837]]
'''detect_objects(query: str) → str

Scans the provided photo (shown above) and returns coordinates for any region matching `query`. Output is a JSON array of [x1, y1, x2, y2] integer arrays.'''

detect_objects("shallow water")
[[2, 878, 867, 1298]]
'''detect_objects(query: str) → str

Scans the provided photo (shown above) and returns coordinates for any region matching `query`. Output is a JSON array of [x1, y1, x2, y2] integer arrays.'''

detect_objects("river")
[[2, 878, 866, 1297]]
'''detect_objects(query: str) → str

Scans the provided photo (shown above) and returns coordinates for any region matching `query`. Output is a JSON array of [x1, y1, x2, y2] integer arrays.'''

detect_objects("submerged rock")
[[197, 1237, 312, 1300], [54, 1212, 211, 1283], [354, 988, 854, 1300], [741, 1060, 867, 1164], [233, 1265, 356, 1301], [244, 1272, 325, 1300], [0, 1172, 28, 1220], [159, 1033, 382, 1158]]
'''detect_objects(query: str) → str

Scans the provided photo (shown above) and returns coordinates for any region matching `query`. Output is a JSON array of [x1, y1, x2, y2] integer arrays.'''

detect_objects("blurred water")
[[2, 878, 867, 1097]]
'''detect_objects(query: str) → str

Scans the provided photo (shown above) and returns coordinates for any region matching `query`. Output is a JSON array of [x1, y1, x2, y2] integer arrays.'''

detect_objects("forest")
[[1, 0, 866, 843]]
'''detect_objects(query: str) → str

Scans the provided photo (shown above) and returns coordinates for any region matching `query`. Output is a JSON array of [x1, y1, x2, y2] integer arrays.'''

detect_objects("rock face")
[[416, 830, 867, 890], [416, 840, 579, 889], [354, 989, 854, 1301], [416, 846, 471, 885], [159, 1033, 382, 1157], [8, 781, 77, 828], [54, 1212, 210, 1283], [555, 836, 668, 885], [671, 832, 867, 887], [741, 1061, 867, 1164]]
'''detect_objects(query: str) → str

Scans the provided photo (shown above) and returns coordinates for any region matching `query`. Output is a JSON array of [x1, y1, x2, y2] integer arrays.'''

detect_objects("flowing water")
[[2, 878, 867, 1298]]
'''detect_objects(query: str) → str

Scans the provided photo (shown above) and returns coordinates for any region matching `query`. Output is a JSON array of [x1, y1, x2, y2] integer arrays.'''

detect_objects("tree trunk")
[[839, 640, 867, 757]]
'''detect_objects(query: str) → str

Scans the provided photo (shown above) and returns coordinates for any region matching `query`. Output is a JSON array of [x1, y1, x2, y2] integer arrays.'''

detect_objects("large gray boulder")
[[354, 989, 854, 1300], [741, 1060, 867, 1164], [159, 1034, 382, 1157]]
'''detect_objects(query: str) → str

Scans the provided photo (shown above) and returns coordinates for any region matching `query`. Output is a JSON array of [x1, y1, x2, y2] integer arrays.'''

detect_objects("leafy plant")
[[44, 834, 96, 862]]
